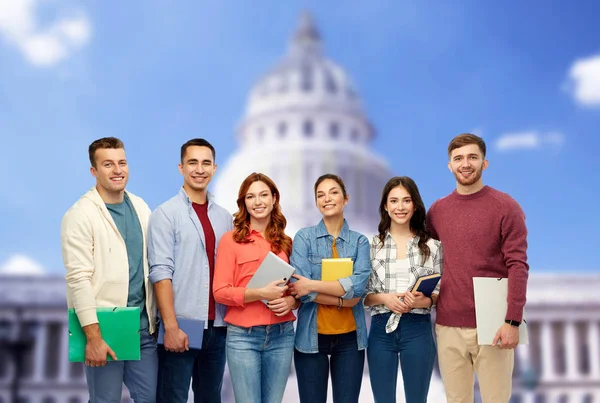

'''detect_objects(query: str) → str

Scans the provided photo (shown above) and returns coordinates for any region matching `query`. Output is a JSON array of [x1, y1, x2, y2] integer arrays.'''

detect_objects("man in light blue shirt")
[[148, 138, 233, 403]]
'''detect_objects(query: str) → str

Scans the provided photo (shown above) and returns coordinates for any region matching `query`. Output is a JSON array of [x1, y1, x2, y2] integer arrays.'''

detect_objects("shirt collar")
[[316, 219, 350, 242], [384, 231, 420, 247], [178, 187, 214, 207]]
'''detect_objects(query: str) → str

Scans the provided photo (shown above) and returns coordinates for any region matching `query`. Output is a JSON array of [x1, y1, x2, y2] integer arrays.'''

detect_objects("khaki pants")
[[436, 324, 514, 403]]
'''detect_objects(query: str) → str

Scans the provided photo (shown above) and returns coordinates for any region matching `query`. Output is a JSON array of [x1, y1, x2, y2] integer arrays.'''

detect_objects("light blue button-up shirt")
[[148, 188, 233, 327], [291, 219, 371, 353]]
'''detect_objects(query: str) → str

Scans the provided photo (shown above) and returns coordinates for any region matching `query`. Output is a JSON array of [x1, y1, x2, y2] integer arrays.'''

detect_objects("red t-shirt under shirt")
[[192, 202, 216, 321]]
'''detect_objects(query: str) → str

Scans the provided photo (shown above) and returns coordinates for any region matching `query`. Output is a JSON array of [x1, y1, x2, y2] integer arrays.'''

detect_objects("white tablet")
[[246, 251, 295, 303]]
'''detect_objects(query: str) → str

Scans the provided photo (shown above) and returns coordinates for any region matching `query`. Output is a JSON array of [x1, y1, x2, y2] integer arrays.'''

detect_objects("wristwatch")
[[505, 319, 521, 327]]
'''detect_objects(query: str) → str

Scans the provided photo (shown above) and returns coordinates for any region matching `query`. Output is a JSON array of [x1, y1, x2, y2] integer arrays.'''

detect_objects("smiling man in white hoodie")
[[61, 137, 157, 403]]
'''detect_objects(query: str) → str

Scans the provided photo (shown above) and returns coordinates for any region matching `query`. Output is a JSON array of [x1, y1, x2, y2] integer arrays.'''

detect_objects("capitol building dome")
[[214, 12, 392, 236]]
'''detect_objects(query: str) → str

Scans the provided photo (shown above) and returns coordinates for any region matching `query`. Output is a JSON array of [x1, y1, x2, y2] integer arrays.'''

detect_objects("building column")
[[588, 321, 600, 379], [58, 322, 70, 383], [32, 321, 48, 382], [521, 392, 535, 403], [516, 344, 532, 376], [541, 321, 556, 381], [565, 321, 580, 380]]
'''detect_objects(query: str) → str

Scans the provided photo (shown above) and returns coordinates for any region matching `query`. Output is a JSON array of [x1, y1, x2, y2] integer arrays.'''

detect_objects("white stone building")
[[214, 13, 391, 236], [1, 273, 599, 402]]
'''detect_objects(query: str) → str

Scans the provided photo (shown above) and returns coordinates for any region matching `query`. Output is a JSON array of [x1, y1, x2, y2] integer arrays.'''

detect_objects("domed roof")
[[244, 12, 365, 120]]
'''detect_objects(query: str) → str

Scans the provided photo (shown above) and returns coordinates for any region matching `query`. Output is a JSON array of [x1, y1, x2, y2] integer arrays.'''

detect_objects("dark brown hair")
[[233, 173, 292, 257], [181, 138, 216, 163], [447, 133, 486, 159], [88, 137, 124, 168], [314, 174, 348, 201], [377, 176, 431, 264]]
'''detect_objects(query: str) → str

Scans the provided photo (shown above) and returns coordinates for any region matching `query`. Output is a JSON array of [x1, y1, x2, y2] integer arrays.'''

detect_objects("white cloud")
[[57, 16, 91, 46], [0, 0, 91, 67], [470, 127, 484, 137], [0, 254, 45, 276], [567, 54, 600, 107], [495, 131, 565, 152]]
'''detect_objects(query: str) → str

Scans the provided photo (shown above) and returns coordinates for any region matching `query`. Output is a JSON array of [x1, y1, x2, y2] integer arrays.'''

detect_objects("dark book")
[[413, 273, 441, 297], [158, 317, 205, 350]]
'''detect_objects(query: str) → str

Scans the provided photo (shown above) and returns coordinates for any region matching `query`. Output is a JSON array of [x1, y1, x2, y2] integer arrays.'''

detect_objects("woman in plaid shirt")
[[364, 176, 443, 403]]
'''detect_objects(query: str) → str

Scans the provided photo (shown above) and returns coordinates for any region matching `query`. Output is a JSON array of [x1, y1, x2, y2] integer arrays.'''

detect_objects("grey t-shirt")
[[106, 193, 148, 331]]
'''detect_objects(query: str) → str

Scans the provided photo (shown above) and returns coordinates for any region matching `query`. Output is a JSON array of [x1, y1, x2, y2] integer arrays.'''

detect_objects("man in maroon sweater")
[[427, 133, 529, 403]]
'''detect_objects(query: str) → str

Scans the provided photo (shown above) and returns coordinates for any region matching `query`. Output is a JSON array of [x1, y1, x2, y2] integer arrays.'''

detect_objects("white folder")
[[473, 277, 528, 345]]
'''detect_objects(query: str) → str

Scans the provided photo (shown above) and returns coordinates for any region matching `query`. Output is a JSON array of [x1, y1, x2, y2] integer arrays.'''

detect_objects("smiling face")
[[448, 143, 488, 188], [244, 180, 275, 223], [90, 148, 128, 196], [315, 178, 348, 218], [179, 145, 216, 194], [385, 185, 415, 228]]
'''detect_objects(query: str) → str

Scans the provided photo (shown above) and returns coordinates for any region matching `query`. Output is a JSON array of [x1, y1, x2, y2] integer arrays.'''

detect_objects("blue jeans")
[[367, 313, 436, 403], [85, 329, 158, 403], [226, 321, 295, 403], [157, 321, 227, 403], [294, 331, 365, 403]]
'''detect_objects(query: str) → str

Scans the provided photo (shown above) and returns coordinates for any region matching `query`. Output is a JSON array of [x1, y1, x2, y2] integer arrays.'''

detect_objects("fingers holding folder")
[[163, 327, 189, 353], [84, 335, 117, 367]]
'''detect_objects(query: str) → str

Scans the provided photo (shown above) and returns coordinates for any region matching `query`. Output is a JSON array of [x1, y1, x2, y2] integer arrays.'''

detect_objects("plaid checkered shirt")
[[365, 233, 443, 333]]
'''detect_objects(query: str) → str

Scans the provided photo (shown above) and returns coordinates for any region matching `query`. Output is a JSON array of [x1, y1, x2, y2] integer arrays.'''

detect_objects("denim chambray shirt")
[[291, 219, 371, 353], [148, 188, 233, 327]]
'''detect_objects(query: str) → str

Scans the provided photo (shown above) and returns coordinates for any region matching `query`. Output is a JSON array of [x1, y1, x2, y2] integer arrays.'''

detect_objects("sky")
[[0, 0, 599, 276]]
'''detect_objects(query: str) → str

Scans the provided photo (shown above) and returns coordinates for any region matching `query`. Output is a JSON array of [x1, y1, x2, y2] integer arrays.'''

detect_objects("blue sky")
[[0, 0, 598, 275]]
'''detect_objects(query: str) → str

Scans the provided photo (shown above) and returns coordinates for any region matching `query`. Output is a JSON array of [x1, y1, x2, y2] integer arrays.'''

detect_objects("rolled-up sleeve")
[[148, 207, 175, 284], [213, 232, 247, 307], [339, 234, 371, 299], [62, 208, 98, 327], [432, 242, 443, 295], [363, 238, 379, 310], [290, 231, 318, 303]]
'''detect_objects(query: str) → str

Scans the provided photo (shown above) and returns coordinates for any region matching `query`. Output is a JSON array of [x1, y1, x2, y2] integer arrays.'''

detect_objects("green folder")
[[68, 307, 141, 362]]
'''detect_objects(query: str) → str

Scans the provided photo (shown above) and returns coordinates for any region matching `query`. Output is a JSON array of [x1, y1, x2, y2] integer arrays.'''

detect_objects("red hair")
[[233, 173, 292, 257]]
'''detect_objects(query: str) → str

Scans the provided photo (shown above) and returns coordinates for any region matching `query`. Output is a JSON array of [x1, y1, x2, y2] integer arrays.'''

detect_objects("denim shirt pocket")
[[308, 254, 323, 265]]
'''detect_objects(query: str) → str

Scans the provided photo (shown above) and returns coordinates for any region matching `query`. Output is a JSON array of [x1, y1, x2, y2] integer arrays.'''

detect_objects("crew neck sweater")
[[427, 186, 529, 328]]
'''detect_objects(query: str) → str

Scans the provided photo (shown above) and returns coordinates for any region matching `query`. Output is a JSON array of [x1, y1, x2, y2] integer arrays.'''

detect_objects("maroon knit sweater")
[[427, 186, 529, 328]]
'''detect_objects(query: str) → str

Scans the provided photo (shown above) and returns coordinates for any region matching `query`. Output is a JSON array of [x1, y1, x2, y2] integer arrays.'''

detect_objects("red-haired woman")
[[214, 172, 297, 403]]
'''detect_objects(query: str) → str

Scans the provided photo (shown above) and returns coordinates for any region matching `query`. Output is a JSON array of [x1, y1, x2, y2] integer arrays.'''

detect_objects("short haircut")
[[88, 137, 125, 168], [447, 133, 487, 159], [181, 138, 216, 163], [314, 174, 348, 201]]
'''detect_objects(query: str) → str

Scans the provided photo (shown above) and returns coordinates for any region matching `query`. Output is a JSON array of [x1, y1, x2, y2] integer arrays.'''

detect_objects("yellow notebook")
[[321, 258, 353, 281]]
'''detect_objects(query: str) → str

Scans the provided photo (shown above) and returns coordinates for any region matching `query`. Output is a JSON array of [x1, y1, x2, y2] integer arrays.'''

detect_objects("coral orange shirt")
[[214, 229, 296, 327]]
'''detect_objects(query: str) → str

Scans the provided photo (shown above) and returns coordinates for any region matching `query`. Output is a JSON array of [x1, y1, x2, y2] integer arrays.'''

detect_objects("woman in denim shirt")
[[364, 176, 443, 403], [289, 174, 371, 403]]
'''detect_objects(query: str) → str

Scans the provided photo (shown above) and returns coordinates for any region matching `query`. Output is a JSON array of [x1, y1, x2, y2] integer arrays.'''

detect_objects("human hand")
[[260, 279, 288, 301], [268, 295, 296, 316], [492, 323, 519, 349], [85, 337, 117, 367], [381, 293, 411, 314], [404, 291, 432, 309], [164, 327, 189, 353], [289, 274, 314, 298]]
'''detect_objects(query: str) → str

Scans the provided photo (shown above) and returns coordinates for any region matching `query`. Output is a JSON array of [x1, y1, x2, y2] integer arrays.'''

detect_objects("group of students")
[[62, 133, 529, 403]]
